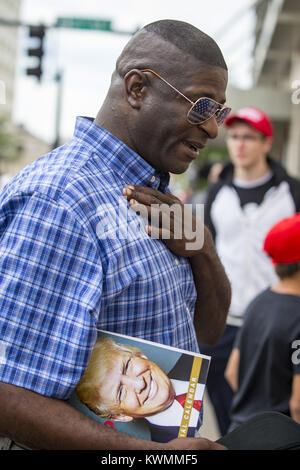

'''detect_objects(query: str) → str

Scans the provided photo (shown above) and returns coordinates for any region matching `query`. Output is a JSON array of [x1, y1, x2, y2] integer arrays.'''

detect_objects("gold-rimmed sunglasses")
[[140, 69, 231, 126]]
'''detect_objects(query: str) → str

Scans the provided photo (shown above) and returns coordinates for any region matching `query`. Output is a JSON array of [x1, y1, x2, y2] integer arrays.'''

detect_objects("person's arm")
[[224, 347, 240, 392], [0, 382, 226, 450], [122, 185, 231, 346], [289, 374, 300, 424]]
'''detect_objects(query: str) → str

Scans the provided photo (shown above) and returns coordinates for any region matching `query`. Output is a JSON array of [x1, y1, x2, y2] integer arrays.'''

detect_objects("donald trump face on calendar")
[[76, 337, 176, 421]]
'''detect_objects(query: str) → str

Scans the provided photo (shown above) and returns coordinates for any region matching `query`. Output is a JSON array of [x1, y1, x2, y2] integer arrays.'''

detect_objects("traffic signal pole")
[[26, 25, 45, 81], [0, 16, 135, 82], [0, 16, 136, 149], [52, 70, 63, 150]]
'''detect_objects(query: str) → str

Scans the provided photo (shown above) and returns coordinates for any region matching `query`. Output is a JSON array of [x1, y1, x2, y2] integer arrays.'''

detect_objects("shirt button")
[[186, 307, 190, 314], [150, 175, 156, 183], [175, 258, 179, 266]]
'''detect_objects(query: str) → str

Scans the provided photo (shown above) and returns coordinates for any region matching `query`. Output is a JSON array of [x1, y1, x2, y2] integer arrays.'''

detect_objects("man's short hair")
[[116, 19, 227, 77], [144, 20, 227, 70]]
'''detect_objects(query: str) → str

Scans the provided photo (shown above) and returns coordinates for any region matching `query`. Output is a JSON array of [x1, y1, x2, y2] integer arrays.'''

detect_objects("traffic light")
[[26, 25, 45, 81]]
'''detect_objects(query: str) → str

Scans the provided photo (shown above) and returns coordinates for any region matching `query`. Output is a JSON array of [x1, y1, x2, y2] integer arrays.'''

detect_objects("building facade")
[[253, 0, 300, 177], [0, 0, 21, 119]]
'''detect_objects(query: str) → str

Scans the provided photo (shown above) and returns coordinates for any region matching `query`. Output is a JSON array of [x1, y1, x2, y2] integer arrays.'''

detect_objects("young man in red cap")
[[200, 106, 300, 435], [225, 213, 300, 429]]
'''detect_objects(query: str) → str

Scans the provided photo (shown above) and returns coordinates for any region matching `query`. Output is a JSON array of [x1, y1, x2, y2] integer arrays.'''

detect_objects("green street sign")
[[56, 17, 112, 31]]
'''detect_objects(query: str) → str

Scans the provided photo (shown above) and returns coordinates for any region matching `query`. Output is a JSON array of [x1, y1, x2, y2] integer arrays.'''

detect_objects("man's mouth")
[[182, 140, 205, 156], [145, 375, 157, 402]]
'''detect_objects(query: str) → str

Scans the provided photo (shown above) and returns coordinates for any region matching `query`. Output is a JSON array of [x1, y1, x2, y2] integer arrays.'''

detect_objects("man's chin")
[[160, 153, 192, 175], [130, 398, 175, 419], [169, 160, 191, 175], [148, 388, 176, 416]]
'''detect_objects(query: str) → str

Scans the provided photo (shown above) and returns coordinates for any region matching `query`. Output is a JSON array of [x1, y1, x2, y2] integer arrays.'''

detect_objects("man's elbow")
[[197, 320, 227, 346], [210, 325, 226, 345], [208, 297, 231, 345], [195, 282, 231, 345]]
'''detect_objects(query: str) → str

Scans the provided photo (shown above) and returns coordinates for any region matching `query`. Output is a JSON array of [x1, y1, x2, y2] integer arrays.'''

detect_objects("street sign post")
[[56, 17, 112, 31]]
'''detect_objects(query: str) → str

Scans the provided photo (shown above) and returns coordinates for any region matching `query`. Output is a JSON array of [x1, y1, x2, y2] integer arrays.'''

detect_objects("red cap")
[[263, 213, 300, 265], [225, 106, 273, 137]]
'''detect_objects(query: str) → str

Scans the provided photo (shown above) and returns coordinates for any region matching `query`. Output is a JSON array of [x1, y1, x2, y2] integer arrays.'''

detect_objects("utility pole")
[[0, 16, 136, 151], [52, 70, 63, 150]]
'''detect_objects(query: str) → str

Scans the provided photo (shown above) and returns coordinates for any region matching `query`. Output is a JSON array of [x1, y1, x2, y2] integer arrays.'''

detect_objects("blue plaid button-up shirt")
[[0, 117, 198, 399]]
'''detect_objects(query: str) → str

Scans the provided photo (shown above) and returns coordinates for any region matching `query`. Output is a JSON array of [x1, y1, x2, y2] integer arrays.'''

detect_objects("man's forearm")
[[0, 382, 163, 450], [190, 226, 231, 345], [0, 382, 226, 450]]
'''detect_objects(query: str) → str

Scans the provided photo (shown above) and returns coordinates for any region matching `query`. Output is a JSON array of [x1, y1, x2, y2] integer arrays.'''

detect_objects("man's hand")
[[122, 185, 204, 257], [123, 184, 231, 345]]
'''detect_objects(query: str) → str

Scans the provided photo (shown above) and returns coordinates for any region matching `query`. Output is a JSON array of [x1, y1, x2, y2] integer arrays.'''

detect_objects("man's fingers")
[[124, 189, 160, 206], [123, 185, 204, 256], [129, 201, 151, 225], [122, 185, 178, 205], [145, 224, 172, 240], [130, 201, 182, 234]]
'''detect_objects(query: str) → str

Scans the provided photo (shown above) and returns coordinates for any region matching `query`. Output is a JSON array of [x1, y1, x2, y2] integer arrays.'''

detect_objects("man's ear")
[[111, 414, 133, 422], [124, 69, 148, 109]]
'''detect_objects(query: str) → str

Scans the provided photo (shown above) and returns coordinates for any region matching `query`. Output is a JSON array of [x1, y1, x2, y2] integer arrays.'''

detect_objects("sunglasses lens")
[[187, 98, 231, 126], [216, 107, 231, 125], [187, 98, 220, 124]]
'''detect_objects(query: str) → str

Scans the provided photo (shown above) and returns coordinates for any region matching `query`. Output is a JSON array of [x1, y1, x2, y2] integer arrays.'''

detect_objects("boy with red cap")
[[200, 106, 300, 435], [225, 213, 300, 430]]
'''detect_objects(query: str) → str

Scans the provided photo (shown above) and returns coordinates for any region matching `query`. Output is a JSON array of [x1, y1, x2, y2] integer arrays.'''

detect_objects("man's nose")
[[122, 375, 145, 392], [198, 115, 219, 139], [234, 137, 245, 149]]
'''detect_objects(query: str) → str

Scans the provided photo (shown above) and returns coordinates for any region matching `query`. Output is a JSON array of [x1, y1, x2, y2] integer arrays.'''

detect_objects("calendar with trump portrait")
[[69, 330, 211, 443]]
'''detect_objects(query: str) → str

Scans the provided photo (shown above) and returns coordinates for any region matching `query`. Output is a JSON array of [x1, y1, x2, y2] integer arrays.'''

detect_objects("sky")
[[12, 0, 256, 144]]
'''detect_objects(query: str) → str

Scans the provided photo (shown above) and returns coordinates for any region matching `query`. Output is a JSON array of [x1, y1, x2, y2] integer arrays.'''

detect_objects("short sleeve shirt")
[[0, 117, 198, 400]]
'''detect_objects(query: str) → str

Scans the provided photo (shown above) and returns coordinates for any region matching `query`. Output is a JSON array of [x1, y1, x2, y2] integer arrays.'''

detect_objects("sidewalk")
[[197, 391, 221, 441]]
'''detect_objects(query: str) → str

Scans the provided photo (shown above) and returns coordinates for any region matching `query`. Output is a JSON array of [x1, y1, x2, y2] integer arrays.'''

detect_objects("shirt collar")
[[74, 116, 170, 192]]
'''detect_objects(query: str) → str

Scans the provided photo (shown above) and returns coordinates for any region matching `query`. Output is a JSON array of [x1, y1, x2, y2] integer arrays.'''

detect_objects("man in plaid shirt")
[[0, 20, 230, 450]]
